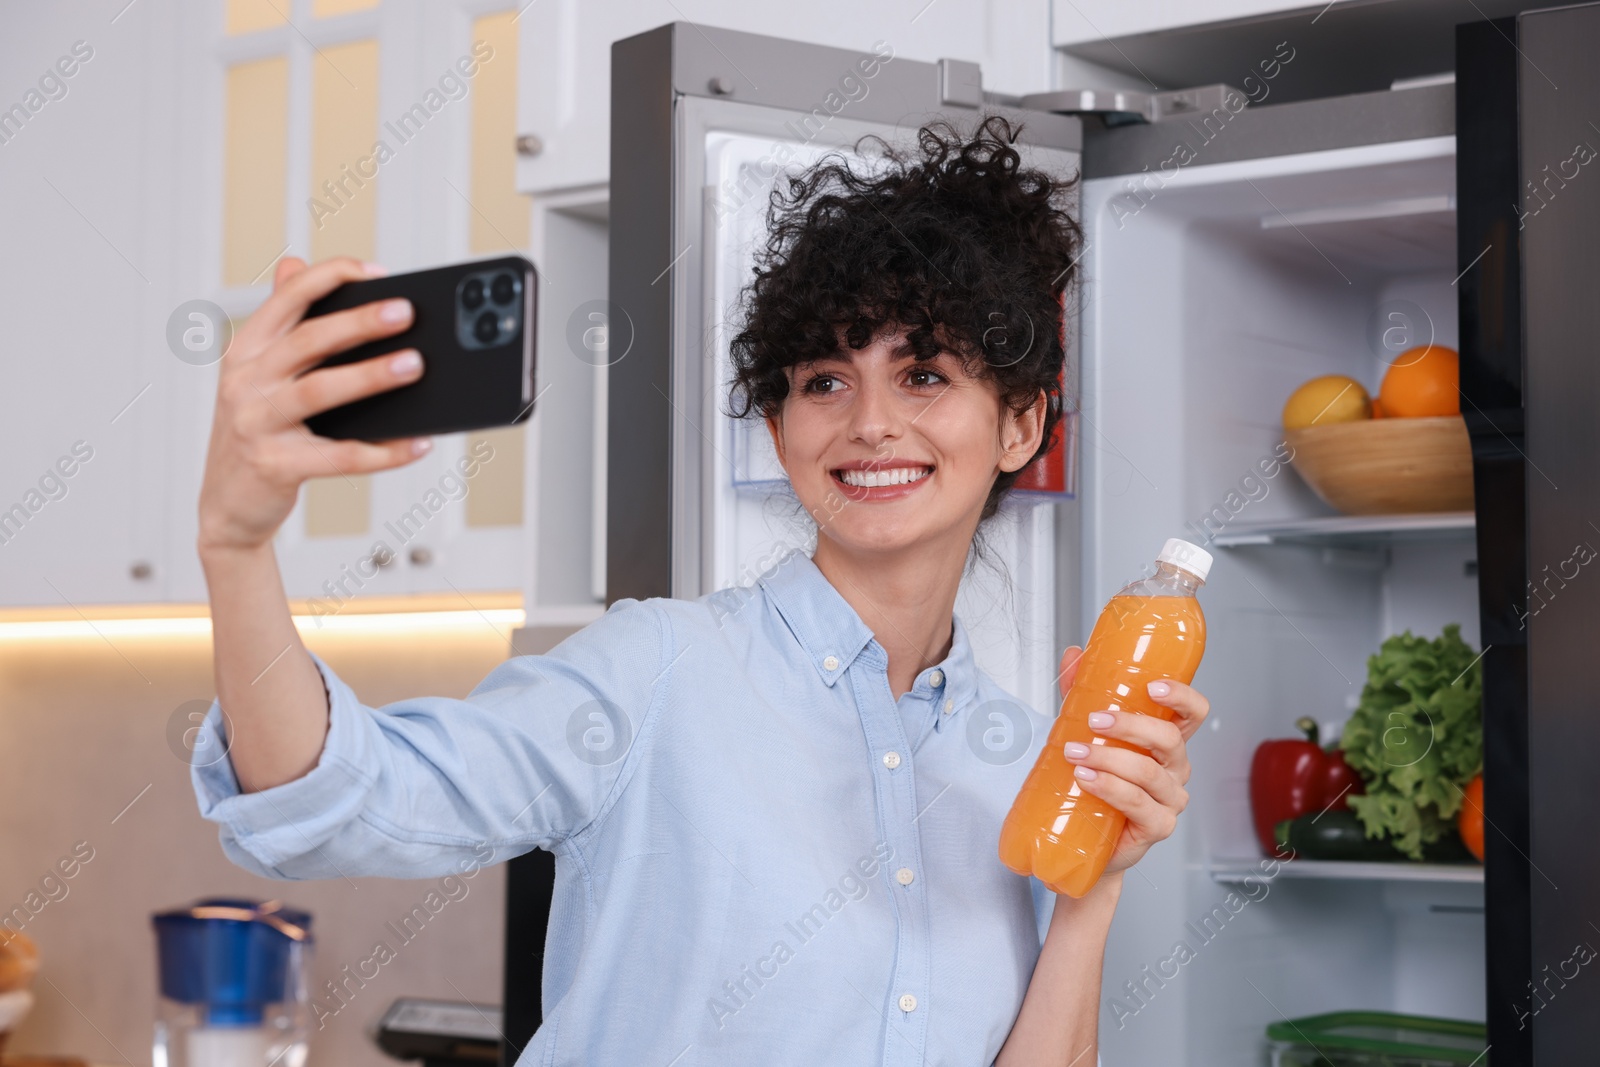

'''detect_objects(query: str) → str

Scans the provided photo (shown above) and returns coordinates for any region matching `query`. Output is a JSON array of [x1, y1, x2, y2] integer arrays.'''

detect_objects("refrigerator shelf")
[[1208, 856, 1484, 885], [1210, 512, 1476, 548]]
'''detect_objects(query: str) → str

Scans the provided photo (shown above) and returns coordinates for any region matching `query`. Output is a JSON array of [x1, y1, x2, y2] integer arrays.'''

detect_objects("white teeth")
[[837, 466, 932, 488]]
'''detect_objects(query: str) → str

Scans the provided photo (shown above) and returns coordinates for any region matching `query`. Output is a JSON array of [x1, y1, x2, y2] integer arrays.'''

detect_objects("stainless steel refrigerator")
[[501, 9, 1598, 1064]]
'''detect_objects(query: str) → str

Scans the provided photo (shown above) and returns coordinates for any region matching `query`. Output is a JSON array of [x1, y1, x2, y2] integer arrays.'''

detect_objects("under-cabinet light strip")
[[0, 609, 526, 640]]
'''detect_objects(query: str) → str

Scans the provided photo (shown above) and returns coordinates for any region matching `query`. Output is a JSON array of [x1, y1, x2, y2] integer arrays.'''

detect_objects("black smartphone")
[[302, 255, 537, 441]]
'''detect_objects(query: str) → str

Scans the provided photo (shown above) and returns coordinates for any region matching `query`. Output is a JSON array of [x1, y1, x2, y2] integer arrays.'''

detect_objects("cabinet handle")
[[515, 133, 543, 157], [708, 76, 734, 96], [367, 546, 395, 569], [130, 561, 154, 581], [409, 546, 433, 567]]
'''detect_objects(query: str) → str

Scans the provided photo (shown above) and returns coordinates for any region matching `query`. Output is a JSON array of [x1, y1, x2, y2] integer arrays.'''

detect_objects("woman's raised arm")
[[196, 255, 429, 793]]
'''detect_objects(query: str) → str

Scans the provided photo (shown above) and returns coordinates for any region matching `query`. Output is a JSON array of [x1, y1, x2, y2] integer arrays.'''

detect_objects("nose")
[[846, 370, 904, 453]]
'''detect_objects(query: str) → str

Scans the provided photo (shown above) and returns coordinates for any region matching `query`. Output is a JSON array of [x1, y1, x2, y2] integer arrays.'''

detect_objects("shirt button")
[[899, 993, 918, 1012], [895, 867, 915, 885], [882, 751, 901, 769], [822, 654, 840, 671], [943, 698, 954, 714], [929, 669, 944, 687]]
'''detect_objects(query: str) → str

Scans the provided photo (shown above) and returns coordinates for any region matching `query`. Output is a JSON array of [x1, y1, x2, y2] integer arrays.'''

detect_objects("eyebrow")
[[806, 336, 936, 368], [883, 334, 920, 358]]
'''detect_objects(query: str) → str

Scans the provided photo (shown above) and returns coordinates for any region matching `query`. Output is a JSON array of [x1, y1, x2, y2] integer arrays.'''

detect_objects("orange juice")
[[999, 540, 1210, 897]]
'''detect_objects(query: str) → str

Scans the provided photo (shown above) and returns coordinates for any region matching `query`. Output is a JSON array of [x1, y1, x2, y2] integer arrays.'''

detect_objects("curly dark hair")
[[726, 112, 1082, 522]]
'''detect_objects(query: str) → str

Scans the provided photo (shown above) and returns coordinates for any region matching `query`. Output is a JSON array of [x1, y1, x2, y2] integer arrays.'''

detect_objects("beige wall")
[[0, 626, 516, 1066]]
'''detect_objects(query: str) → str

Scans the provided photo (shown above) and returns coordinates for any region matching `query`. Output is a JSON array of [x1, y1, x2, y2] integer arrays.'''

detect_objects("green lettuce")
[[1339, 624, 1484, 860]]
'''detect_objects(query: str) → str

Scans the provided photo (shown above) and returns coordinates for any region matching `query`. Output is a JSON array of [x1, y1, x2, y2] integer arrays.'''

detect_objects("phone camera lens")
[[473, 311, 499, 344], [490, 273, 517, 305], [462, 278, 485, 310]]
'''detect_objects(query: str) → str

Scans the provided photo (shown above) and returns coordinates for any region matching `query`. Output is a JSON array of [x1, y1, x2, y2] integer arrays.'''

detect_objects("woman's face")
[[765, 326, 1045, 558]]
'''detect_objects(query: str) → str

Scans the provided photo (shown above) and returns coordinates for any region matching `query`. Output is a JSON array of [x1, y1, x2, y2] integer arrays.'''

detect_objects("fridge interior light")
[[1260, 193, 1456, 229]]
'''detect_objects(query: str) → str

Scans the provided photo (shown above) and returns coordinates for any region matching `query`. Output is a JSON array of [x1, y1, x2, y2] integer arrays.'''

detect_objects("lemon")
[[1282, 375, 1371, 430]]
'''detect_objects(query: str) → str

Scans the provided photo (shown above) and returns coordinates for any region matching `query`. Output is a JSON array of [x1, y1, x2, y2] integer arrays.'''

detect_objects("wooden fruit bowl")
[[1285, 415, 1474, 515]]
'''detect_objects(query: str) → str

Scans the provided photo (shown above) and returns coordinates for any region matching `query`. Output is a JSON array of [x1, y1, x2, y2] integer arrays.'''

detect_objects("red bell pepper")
[[1249, 716, 1365, 857]]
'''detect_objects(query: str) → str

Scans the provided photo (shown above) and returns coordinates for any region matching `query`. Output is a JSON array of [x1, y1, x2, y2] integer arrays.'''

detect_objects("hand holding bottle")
[[1001, 539, 1215, 896], [1047, 643, 1212, 882]]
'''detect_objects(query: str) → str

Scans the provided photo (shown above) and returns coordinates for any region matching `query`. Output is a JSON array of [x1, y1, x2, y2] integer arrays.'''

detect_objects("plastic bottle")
[[999, 538, 1211, 898]]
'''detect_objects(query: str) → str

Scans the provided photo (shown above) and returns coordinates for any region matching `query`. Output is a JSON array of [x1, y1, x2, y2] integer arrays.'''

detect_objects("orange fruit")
[[1458, 774, 1484, 863], [1380, 345, 1459, 417]]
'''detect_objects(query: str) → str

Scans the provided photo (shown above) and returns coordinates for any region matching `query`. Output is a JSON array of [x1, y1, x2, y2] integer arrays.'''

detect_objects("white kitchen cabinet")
[[0, 0, 550, 613], [0, 7, 178, 609], [0, 292, 167, 609], [515, 0, 1054, 194], [163, 0, 541, 611]]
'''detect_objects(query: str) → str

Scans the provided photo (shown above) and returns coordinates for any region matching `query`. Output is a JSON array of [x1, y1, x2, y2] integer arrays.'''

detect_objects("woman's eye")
[[908, 367, 947, 388], [803, 373, 838, 394]]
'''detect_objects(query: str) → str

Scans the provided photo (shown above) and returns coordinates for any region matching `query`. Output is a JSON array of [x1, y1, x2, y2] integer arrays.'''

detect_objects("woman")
[[191, 114, 1209, 1066]]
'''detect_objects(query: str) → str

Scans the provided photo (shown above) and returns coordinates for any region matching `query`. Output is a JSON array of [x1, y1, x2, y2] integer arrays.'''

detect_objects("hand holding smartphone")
[[302, 254, 538, 441], [196, 254, 538, 558]]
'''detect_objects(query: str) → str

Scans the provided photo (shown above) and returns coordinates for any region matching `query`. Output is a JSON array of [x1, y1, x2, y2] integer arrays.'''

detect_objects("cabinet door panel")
[[386, 429, 528, 601], [0, 24, 162, 609], [275, 466, 417, 603]]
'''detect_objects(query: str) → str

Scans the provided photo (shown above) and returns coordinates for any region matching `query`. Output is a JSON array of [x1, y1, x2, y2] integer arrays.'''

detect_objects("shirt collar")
[[756, 548, 979, 715]]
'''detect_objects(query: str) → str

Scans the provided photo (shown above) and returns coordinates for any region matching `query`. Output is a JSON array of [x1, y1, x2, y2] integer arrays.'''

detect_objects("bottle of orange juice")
[[999, 538, 1211, 897]]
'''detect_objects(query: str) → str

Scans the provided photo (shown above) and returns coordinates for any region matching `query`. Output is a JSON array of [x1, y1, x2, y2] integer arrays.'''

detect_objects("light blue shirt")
[[192, 547, 1065, 1066]]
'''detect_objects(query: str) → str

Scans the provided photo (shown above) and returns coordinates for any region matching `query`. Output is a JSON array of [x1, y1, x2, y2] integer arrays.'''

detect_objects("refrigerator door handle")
[[1021, 84, 1246, 125]]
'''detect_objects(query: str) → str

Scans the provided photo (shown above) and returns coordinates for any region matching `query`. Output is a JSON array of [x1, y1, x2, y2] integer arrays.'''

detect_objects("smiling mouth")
[[833, 465, 933, 488]]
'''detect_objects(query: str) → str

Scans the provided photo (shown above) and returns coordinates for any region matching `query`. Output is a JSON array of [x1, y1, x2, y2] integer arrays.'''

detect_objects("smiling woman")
[[189, 112, 1208, 1067]]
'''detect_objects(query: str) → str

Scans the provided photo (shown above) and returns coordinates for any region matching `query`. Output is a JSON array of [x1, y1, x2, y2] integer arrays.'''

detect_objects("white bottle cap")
[[1157, 538, 1212, 582]]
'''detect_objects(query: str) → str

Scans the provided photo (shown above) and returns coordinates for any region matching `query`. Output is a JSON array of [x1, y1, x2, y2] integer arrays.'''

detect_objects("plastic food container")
[[1266, 1011, 1488, 1066]]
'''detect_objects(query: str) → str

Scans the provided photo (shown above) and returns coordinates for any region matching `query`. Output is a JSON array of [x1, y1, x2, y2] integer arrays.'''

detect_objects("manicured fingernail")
[[390, 350, 422, 376], [1063, 741, 1090, 760], [1148, 680, 1172, 698], [363, 261, 388, 276], [379, 298, 412, 323], [1074, 765, 1098, 781], [1087, 711, 1115, 729], [412, 437, 433, 455]]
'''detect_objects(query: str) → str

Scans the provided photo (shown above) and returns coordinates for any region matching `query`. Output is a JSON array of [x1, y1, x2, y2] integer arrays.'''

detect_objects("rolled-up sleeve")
[[191, 596, 669, 881]]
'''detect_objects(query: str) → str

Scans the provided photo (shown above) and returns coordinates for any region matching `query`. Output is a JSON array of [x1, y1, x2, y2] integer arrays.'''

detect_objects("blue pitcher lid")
[[152, 898, 312, 1024], [153, 898, 312, 942]]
